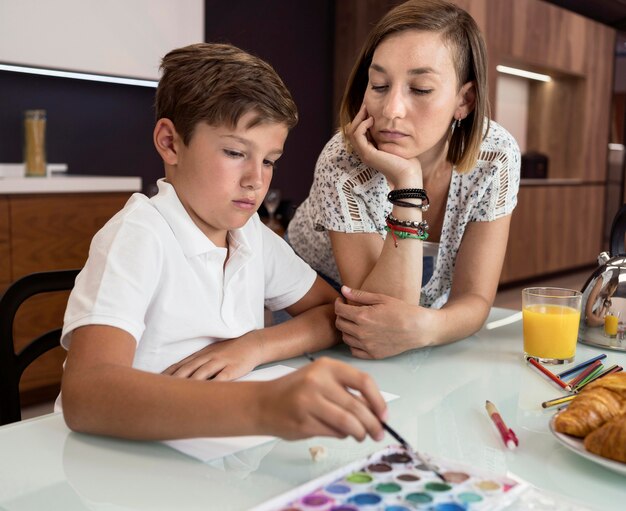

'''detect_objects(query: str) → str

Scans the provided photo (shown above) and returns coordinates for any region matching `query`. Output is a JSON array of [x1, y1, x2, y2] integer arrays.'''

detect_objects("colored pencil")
[[526, 357, 572, 391], [573, 364, 606, 391], [541, 394, 576, 409], [574, 364, 623, 392], [566, 360, 603, 387], [557, 354, 607, 379], [485, 400, 519, 449], [303, 352, 445, 481]]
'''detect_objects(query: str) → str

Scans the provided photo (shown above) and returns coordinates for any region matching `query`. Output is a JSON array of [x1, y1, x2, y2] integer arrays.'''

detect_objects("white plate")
[[549, 415, 626, 476]]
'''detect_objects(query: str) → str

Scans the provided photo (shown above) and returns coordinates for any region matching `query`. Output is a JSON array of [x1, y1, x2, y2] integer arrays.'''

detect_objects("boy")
[[59, 43, 387, 442]]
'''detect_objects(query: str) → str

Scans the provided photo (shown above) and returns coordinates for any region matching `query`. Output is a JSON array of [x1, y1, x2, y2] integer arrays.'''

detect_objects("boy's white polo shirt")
[[61, 179, 317, 374]]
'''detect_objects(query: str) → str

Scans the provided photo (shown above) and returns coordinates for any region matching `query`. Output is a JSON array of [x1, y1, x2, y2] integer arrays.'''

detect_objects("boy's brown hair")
[[339, 0, 489, 173], [156, 43, 298, 145]]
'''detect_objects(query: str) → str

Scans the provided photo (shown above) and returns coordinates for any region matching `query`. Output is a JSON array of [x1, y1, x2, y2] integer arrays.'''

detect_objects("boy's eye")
[[224, 149, 244, 158], [263, 159, 277, 169]]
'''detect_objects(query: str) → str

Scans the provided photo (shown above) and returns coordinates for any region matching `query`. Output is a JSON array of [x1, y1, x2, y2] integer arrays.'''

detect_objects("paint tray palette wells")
[[254, 446, 527, 511]]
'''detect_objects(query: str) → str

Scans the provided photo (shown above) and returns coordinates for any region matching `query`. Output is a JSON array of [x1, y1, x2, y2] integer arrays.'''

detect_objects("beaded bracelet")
[[386, 213, 429, 231], [387, 188, 430, 210]]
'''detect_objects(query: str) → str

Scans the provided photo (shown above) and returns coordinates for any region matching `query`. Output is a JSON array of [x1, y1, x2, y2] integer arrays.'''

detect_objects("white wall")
[[0, 0, 204, 80], [495, 74, 529, 152]]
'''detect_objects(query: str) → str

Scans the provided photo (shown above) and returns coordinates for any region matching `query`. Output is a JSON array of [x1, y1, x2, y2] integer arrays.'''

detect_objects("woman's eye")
[[411, 88, 432, 95], [370, 85, 388, 92]]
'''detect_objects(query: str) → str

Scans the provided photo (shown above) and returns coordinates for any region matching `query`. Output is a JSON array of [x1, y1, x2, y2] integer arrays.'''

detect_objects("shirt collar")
[[150, 179, 255, 259]]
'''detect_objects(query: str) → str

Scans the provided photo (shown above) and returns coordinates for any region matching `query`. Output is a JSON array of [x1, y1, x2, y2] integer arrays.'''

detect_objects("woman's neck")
[[419, 137, 449, 179]]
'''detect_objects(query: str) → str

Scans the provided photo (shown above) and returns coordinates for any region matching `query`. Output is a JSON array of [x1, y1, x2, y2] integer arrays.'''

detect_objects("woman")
[[287, 0, 521, 359]]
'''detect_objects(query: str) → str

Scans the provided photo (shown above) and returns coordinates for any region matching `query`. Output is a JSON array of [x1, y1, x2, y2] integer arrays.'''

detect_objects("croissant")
[[584, 413, 626, 463], [584, 372, 626, 399], [553, 386, 626, 437]]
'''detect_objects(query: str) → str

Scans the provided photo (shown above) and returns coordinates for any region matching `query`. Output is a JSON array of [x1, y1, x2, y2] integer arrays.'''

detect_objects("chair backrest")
[[0, 269, 80, 425]]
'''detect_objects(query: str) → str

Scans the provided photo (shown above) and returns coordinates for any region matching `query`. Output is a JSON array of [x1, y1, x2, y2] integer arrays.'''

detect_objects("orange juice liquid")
[[604, 314, 618, 337], [523, 304, 581, 360]]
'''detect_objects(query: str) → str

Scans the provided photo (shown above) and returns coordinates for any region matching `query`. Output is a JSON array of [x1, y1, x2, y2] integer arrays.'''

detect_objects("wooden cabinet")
[[500, 185, 604, 283], [0, 198, 10, 286], [1, 191, 132, 406]]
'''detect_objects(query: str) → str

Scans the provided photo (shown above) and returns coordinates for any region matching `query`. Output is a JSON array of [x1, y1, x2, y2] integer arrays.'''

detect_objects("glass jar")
[[24, 109, 47, 177]]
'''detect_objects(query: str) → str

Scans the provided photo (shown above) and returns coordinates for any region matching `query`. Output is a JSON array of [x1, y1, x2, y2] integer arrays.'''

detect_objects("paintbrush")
[[303, 352, 445, 481]]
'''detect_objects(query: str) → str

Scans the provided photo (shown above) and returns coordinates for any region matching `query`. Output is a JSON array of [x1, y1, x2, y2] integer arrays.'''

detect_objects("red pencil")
[[526, 357, 572, 391], [566, 360, 603, 387]]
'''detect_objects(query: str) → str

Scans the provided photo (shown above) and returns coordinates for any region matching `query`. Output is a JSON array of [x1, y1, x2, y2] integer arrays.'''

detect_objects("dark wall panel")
[[205, 0, 335, 205], [0, 72, 162, 195]]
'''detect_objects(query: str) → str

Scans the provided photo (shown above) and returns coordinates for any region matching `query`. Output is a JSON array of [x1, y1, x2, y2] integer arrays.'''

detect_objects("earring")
[[456, 117, 462, 128]]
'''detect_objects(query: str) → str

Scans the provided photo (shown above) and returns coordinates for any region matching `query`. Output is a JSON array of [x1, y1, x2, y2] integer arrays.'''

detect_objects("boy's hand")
[[162, 337, 262, 381], [345, 104, 423, 188], [258, 357, 387, 441]]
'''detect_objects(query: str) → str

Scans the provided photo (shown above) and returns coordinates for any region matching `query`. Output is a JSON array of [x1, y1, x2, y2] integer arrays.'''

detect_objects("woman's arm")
[[162, 276, 341, 381], [331, 105, 425, 305], [62, 325, 386, 441], [334, 215, 511, 358]]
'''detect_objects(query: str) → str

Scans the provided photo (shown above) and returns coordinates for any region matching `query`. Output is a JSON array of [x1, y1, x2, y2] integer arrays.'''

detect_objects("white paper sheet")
[[163, 364, 399, 462]]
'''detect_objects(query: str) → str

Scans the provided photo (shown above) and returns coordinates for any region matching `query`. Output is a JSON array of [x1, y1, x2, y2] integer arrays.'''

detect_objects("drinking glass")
[[24, 109, 47, 177], [604, 311, 620, 338], [264, 188, 281, 229], [522, 287, 582, 364]]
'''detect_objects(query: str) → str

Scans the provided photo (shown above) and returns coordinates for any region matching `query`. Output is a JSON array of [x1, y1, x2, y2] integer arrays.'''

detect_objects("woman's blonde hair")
[[339, 0, 489, 173]]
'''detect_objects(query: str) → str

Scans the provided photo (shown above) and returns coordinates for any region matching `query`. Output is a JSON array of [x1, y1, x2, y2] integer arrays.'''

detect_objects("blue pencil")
[[557, 354, 607, 379]]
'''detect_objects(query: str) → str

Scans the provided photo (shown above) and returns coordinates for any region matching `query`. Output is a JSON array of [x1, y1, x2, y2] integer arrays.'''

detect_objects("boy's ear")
[[153, 118, 181, 165]]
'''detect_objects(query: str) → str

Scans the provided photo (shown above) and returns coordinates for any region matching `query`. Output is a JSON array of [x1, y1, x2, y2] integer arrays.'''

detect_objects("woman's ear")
[[153, 118, 180, 165], [456, 81, 476, 120]]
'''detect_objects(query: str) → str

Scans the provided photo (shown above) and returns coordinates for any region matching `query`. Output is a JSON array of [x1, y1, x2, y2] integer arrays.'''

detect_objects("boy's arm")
[[62, 325, 385, 441], [163, 276, 340, 381]]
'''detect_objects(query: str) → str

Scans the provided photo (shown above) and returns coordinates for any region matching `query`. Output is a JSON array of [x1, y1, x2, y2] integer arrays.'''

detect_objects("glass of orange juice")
[[522, 287, 582, 364]]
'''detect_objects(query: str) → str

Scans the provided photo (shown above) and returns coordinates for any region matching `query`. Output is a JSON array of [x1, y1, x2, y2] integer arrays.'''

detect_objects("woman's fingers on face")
[[353, 103, 368, 123], [347, 105, 367, 133]]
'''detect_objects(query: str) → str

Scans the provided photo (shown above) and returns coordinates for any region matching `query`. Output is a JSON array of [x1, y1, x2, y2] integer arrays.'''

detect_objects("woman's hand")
[[335, 286, 438, 359], [258, 357, 387, 441], [162, 335, 264, 381], [345, 104, 423, 188]]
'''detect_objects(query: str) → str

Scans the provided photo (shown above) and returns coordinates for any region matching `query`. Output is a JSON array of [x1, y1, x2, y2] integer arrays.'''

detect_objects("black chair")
[[0, 269, 80, 425]]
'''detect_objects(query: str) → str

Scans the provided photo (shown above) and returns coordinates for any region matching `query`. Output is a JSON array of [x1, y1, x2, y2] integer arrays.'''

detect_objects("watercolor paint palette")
[[253, 446, 527, 511]]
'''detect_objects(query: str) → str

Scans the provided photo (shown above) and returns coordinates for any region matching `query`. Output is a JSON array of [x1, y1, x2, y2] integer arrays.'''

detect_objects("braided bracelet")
[[386, 213, 429, 232], [387, 188, 430, 210], [385, 221, 428, 247]]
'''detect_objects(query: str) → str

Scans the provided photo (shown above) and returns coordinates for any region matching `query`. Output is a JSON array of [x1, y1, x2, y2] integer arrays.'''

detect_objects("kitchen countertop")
[[0, 175, 142, 194]]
